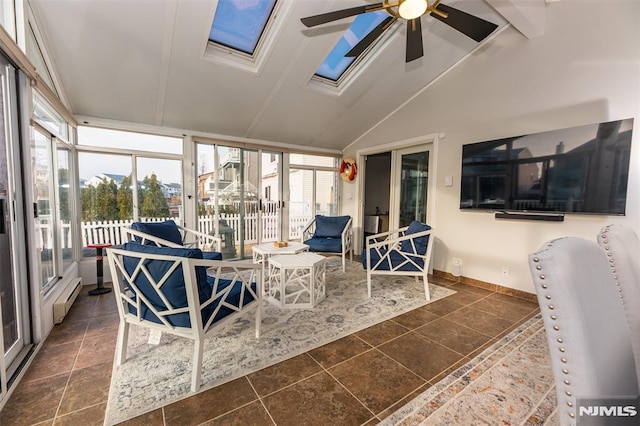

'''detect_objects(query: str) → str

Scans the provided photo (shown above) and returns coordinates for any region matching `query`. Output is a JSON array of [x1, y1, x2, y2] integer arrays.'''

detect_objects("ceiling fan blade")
[[406, 18, 424, 62], [431, 3, 498, 42], [301, 3, 385, 28], [345, 16, 396, 58]]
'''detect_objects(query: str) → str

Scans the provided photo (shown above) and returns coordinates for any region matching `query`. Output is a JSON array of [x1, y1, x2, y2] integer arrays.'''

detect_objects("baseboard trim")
[[433, 270, 537, 304]]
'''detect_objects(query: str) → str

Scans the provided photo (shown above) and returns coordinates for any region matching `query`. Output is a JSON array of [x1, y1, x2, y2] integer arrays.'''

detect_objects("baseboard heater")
[[494, 211, 565, 222], [53, 278, 82, 324]]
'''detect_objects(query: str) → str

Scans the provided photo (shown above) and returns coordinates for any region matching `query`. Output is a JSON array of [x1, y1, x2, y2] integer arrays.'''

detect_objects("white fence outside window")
[[45, 213, 313, 252]]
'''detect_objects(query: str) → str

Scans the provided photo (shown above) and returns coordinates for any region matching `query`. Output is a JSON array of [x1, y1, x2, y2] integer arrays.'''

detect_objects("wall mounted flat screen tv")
[[460, 118, 633, 215]]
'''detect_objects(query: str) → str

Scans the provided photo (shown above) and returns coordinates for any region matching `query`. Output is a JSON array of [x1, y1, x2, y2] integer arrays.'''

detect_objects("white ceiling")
[[28, 0, 540, 151]]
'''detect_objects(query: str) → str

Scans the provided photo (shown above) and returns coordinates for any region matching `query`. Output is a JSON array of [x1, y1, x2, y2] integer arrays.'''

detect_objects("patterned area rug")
[[381, 313, 559, 425], [104, 257, 455, 425]]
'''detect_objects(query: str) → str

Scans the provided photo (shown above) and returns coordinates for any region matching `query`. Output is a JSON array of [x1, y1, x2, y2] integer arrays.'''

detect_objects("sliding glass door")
[[361, 145, 430, 252], [196, 143, 282, 259], [0, 54, 29, 398]]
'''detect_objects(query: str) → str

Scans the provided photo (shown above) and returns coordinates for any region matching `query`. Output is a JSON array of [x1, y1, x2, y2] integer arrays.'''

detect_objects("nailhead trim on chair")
[[532, 239, 576, 423], [600, 226, 625, 304]]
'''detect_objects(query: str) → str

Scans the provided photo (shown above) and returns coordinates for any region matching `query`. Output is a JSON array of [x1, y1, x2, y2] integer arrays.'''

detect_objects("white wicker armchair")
[[363, 221, 433, 300]]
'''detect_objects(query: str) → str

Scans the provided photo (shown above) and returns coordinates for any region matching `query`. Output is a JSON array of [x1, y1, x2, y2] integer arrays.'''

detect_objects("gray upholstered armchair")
[[528, 237, 639, 425], [597, 224, 640, 386]]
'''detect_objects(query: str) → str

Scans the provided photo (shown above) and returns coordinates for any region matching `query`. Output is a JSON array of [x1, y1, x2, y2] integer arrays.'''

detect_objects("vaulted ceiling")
[[29, 0, 545, 151]]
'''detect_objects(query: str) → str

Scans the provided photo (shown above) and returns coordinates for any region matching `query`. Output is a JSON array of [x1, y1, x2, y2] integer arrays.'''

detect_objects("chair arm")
[[341, 217, 353, 249], [190, 258, 261, 330], [301, 218, 315, 242], [365, 225, 412, 248], [123, 227, 183, 248], [179, 225, 222, 252], [190, 259, 258, 270]]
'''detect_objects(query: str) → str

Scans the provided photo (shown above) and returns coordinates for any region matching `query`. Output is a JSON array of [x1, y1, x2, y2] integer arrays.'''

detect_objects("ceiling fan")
[[301, 0, 498, 63]]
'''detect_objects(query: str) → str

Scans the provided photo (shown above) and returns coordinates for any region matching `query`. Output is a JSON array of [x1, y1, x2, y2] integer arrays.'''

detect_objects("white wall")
[[343, 0, 640, 294]]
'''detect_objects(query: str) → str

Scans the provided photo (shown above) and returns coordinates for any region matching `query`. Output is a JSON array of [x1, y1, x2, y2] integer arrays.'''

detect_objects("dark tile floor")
[[0, 275, 540, 425]]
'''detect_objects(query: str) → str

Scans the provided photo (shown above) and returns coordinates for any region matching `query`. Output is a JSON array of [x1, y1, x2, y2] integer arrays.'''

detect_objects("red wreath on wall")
[[340, 157, 357, 182]]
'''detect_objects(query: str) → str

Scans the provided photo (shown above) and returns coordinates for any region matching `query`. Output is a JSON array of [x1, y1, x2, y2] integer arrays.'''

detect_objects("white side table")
[[252, 242, 309, 296], [267, 253, 327, 308]]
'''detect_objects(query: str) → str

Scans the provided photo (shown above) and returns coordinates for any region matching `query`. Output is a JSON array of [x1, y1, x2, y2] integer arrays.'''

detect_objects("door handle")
[[0, 198, 5, 234]]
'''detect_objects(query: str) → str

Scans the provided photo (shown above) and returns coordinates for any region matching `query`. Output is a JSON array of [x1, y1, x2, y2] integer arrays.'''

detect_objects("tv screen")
[[460, 118, 633, 215]]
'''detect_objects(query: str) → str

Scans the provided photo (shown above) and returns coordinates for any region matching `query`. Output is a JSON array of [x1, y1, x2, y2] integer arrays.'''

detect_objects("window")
[[27, 22, 57, 96], [314, 10, 389, 82], [288, 154, 339, 239], [204, 0, 290, 73], [33, 92, 67, 139], [77, 127, 182, 154], [209, 0, 277, 55], [77, 127, 184, 256]]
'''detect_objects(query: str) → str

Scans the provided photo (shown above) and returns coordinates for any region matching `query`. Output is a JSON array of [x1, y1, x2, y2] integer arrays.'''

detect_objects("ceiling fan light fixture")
[[398, 0, 428, 20]]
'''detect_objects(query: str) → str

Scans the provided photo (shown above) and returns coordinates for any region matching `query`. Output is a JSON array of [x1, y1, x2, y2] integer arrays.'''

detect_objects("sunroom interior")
[[0, 0, 639, 423]]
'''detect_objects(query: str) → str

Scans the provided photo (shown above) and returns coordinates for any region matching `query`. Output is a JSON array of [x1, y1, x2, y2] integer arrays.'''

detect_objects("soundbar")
[[494, 212, 565, 222]]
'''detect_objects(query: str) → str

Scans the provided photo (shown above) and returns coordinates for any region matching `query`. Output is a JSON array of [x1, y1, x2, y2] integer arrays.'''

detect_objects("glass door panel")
[[260, 151, 281, 243], [32, 129, 57, 290], [288, 168, 338, 240], [136, 157, 182, 222], [78, 152, 133, 252], [57, 148, 73, 272], [398, 150, 429, 228], [218, 147, 259, 259], [288, 168, 313, 240], [195, 143, 224, 253], [197, 144, 282, 259], [316, 170, 338, 216], [1, 54, 29, 390], [0, 82, 18, 367]]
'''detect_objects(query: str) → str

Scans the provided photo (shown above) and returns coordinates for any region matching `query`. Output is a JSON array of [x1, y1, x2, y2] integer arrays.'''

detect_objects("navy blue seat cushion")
[[121, 242, 255, 327], [313, 215, 350, 239], [202, 251, 223, 261], [361, 247, 425, 272], [131, 220, 183, 246], [121, 242, 209, 327], [205, 276, 257, 325], [304, 237, 343, 253], [400, 221, 431, 255]]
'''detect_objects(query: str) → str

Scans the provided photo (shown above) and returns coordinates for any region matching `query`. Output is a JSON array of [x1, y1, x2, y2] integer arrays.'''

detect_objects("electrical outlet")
[[452, 258, 462, 266], [502, 266, 509, 278]]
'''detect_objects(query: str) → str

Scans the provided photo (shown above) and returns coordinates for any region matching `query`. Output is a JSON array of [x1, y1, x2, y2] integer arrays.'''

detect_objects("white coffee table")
[[252, 242, 309, 295], [267, 252, 327, 308]]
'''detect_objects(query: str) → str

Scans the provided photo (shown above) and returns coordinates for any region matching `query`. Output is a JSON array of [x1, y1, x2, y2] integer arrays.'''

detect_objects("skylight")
[[314, 10, 389, 82], [209, 0, 277, 55]]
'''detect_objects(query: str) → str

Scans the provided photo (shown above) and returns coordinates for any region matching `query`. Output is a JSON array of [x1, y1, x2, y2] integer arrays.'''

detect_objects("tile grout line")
[[52, 313, 92, 422]]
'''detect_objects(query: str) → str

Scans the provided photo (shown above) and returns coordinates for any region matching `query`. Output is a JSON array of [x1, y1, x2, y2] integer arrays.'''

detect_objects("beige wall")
[[342, 0, 640, 294]]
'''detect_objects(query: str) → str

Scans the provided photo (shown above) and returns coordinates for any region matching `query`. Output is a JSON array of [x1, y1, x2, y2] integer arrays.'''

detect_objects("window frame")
[[202, 0, 293, 74]]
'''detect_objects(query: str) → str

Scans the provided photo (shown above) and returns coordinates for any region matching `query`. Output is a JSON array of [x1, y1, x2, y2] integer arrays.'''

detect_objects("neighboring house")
[[85, 173, 127, 188]]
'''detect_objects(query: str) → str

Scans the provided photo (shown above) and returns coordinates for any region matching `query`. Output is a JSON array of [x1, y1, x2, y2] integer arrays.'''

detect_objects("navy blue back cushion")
[[400, 221, 431, 255], [121, 242, 210, 327], [313, 215, 350, 239], [131, 220, 183, 246], [304, 237, 343, 253]]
